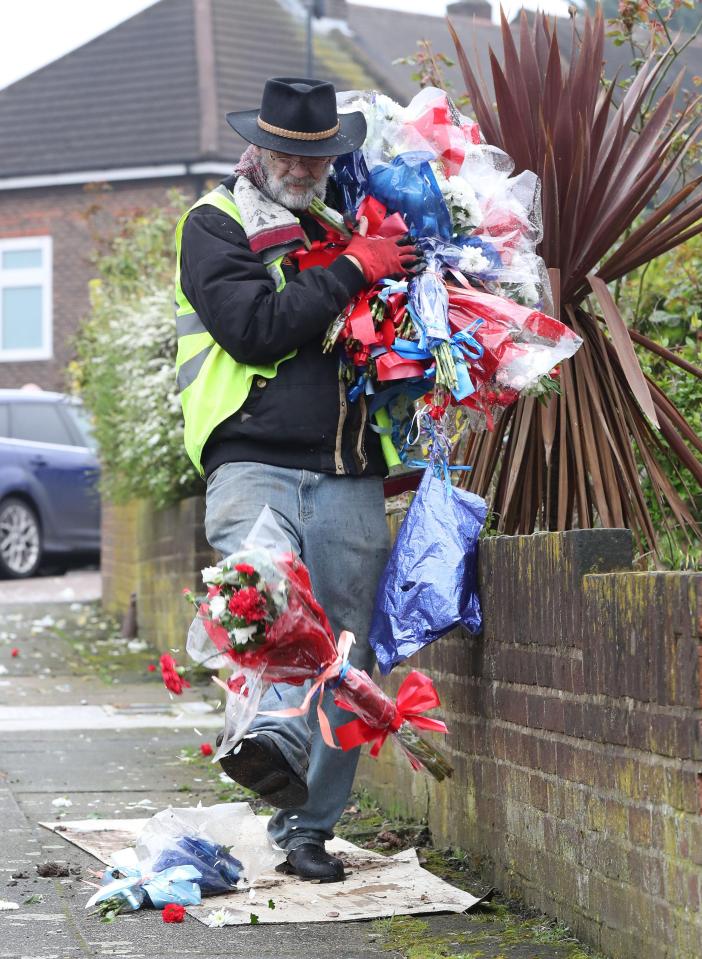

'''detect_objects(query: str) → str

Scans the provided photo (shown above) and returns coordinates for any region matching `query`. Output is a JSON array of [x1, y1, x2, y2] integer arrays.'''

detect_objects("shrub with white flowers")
[[72, 192, 201, 507]]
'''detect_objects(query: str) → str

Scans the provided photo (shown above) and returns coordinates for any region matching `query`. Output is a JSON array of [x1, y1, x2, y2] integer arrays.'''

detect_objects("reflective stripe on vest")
[[174, 184, 296, 475]]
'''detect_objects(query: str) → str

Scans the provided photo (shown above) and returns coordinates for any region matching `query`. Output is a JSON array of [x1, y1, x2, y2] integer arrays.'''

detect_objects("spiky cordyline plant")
[[447, 6, 702, 559]]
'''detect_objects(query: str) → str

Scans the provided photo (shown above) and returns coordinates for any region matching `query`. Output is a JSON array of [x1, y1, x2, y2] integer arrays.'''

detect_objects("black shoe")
[[218, 733, 308, 810], [276, 844, 345, 883]]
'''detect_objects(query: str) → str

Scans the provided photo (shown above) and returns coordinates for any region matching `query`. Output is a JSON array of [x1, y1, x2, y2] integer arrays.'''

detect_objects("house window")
[[0, 236, 52, 361]]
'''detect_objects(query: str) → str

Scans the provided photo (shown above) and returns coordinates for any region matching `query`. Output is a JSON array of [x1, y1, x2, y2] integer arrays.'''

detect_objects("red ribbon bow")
[[334, 670, 448, 758]]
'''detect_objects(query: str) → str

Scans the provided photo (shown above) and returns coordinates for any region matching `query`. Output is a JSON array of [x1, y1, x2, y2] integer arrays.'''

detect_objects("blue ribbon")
[[407, 459, 473, 494], [449, 322, 484, 401], [325, 661, 351, 691]]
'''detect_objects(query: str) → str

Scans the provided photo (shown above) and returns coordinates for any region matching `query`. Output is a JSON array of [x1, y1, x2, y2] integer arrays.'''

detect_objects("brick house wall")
[[0, 176, 204, 391]]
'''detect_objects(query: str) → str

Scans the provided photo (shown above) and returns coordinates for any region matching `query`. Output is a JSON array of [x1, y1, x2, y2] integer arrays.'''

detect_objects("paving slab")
[[0, 570, 101, 605]]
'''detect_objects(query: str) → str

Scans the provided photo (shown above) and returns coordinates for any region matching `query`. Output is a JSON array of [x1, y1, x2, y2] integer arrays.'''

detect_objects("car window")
[[61, 401, 95, 449], [10, 402, 74, 446], [0, 404, 8, 437]]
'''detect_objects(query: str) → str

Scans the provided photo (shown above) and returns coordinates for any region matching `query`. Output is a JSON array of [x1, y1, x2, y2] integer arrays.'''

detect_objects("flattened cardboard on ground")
[[40, 815, 488, 925]]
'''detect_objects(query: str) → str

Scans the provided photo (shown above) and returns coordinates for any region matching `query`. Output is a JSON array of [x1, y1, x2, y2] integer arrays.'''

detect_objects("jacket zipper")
[[334, 378, 348, 475], [353, 394, 368, 472]]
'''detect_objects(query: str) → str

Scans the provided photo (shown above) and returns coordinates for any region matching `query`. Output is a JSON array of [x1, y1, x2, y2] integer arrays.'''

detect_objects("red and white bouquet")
[[184, 507, 452, 781]]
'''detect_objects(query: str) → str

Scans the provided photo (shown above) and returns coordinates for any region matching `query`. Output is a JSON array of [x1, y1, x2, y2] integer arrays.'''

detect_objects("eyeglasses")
[[266, 151, 333, 172]]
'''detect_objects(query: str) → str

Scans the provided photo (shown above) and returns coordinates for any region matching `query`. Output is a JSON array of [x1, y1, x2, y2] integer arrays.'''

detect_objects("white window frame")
[[0, 235, 53, 362]]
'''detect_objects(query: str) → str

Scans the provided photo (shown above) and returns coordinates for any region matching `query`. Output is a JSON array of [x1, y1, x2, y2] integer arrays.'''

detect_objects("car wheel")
[[0, 497, 42, 578]]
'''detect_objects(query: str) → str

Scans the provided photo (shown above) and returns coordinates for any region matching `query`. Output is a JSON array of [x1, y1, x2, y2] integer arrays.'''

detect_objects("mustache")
[[278, 175, 317, 188]]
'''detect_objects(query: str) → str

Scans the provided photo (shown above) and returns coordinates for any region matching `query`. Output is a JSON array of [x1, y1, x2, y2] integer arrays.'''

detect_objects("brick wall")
[[357, 526, 702, 959], [101, 496, 215, 648], [101, 499, 140, 617], [0, 177, 201, 390]]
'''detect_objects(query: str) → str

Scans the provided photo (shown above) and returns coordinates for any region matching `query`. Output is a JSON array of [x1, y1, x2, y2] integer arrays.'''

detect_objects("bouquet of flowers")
[[184, 507, 453, 781], [300, 86, 582, 464], [85, 803, 283, 917]]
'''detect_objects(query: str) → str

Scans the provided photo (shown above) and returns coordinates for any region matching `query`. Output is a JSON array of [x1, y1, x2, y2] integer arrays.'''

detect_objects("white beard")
[[261, 161, 331, 211]]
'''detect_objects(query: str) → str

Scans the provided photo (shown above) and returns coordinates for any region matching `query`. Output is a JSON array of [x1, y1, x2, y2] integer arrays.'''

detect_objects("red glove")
[[343, 232, 422, 284]]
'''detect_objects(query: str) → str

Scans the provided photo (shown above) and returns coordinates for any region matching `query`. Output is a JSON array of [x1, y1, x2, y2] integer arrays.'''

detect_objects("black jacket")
[[180, 175, 386, 479]]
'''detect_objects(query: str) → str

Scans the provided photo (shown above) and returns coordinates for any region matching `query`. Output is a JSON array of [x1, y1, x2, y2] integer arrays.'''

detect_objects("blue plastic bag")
[[369, 468, 487, 674], [367, 153, 452, 240]]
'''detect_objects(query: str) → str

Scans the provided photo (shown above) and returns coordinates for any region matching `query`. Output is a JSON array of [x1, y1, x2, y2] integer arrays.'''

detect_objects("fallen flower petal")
[[147, 663, 157, 672], [10, 648, 19, 657], [0, 901, 19, 911], [51, 797, 73, 808], [199, 742, 213, 757]]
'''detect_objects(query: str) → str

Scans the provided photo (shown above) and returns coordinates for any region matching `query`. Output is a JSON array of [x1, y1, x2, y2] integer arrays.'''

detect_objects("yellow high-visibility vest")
[[174, 184, 294, 475]]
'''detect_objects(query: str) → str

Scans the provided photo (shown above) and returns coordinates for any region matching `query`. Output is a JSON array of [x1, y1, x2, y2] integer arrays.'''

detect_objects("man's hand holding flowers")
[[343, 215, 423, 284]]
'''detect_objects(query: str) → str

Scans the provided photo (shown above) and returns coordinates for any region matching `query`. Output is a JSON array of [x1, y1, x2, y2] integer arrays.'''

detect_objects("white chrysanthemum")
[[447, 176, 482, 230], [209, 595, 227, 620], [432, 163, 482, 232], [458, 247, 491, 276], [206, 908, 236, 927], [201, 566, 222, 585], [232, 625, 257, 646]]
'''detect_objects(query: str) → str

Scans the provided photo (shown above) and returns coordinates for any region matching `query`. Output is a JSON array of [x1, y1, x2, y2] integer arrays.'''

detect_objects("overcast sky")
[[0, 0, 574, 91]]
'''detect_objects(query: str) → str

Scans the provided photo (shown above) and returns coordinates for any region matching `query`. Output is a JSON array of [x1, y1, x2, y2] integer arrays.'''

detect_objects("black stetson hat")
[[226, 77, 366, 158]]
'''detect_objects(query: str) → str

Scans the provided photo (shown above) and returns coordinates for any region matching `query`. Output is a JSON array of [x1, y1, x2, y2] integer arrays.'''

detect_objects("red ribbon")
[[334, 670, 448, 756], [291, 233, 346, 271], [357, 196, 408, 238]]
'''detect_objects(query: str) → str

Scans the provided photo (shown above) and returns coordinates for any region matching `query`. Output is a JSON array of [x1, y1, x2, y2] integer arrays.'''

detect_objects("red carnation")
[[228, 586, 267, 623], [200, 742, 213, 757], [235, 563, 255, 576], [147, 663, 157, 672], [11, 648, 19, 657], [159, 653, 190, 695], [162, 902, 186, 923]]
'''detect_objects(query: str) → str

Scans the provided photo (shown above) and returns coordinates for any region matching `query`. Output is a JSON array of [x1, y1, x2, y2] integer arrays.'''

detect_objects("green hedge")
[[72, 192, 201, 507]]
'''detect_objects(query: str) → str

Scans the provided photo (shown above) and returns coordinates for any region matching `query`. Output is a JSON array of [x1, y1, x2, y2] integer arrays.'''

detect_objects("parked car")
[[0, 389, 100, 578]]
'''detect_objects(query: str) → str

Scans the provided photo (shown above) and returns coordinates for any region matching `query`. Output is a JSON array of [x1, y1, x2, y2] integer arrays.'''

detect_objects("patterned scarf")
[[231, 146, 307, 264]]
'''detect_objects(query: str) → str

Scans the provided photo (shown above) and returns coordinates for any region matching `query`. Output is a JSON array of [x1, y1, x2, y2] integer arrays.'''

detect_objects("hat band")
[[257, 116, 340, 141]]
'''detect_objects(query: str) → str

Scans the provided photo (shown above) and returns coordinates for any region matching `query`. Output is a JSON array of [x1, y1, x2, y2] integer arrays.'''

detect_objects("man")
[[175, 78, 420, 882]]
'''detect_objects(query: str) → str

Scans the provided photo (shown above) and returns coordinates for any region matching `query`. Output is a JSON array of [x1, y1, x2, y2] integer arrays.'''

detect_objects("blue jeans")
[[204, 462, 390, 851]]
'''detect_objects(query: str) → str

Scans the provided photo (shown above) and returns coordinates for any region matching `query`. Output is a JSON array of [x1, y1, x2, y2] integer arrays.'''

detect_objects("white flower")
[[0, 901, 19, 911], [432, 164, 482, 232], [232, 625, 257, 647], [458, 247, 490, 276], [201, 565, 222, 585], [51, 797, 72, 808], [205, 907, 236, 927], [209, 595, 227, 620]]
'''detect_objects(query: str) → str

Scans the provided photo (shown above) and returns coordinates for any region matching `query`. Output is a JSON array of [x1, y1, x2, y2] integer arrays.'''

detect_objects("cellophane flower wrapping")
[[84, 862, 203, 912], [368, 468, 488, 675], [186, 505, 336, 686], [332, 149, 370, 217], [135, 804, 284, 888], [85, 805, 258, 913], [184, 507, 454, 779]]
